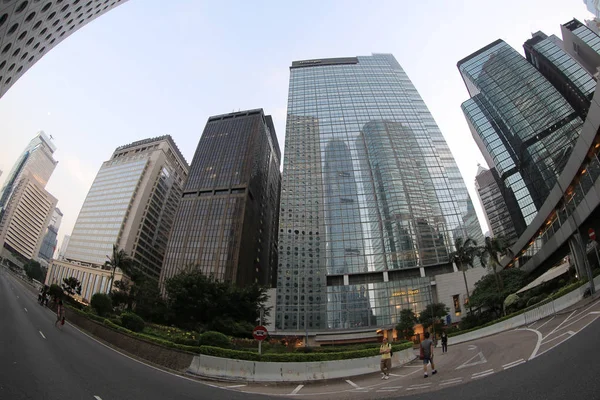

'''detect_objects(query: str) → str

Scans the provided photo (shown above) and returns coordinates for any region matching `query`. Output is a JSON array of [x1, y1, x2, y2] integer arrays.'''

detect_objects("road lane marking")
[[517, 328, 543, 360], [502, 359, 525, 370], [590, 311, 600, 314], [547, 310, 576, 337], [94, 396, 102, 400], [345, 380, 366, 391], [543, 331, 574, 344], [406, 383, 432, 391], [24, 307, 27, 312], [381, 386, 403, 389], [376, 389, 398, 392], [440, 378, 463, 386], [468, 345, 477, 351], [534, 316, 555, 331], [39, 331, 46, 339], [456, 351, 487, 369], [554, 312, 600, 334], [471, 369, 494, 379], [290, 385, 304, 395], [226, 385, 247, 388]]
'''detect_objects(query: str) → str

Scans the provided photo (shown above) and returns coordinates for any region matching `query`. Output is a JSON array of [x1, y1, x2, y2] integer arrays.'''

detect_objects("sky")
[[0, 0, 593, 252]]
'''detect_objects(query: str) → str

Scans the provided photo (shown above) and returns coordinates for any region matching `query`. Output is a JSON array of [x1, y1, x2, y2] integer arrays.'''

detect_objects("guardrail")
[[449, 276, 600, 346], [186, 347, 416, 382]]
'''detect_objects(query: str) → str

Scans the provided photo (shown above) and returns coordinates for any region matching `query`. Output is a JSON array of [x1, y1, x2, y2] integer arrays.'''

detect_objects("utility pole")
[[258, 307, 264, 355]]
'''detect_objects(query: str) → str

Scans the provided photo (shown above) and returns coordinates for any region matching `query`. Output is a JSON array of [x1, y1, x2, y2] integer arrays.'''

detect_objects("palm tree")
[[479, 236, 511, 292], [105, 244, 134, 294], [449, 237, 479, 314]]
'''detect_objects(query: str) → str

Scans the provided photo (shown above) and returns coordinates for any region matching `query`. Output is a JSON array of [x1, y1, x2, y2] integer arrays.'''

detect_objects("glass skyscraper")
[[276, 54, 483, 332], [458, 40, 584, 229]]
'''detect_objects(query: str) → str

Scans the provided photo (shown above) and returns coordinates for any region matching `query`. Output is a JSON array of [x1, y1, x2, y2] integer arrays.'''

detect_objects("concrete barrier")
[[449, 278, 600, 346], [186, 347, 416, 382]]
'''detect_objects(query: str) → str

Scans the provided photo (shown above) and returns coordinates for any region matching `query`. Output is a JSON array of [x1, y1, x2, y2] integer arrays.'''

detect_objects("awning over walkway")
[[517, 261, 570, 294]]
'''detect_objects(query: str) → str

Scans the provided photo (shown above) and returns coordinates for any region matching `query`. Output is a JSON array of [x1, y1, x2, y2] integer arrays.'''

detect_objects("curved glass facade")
[[276, 54, 482, 331]]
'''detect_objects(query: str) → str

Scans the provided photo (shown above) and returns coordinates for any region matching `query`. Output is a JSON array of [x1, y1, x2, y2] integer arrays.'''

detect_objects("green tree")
[[90, 293, 113, 317], [450, 237, 480, 313], [479, 236, 513, 292], [105, 244, 134, 294], [419, 303, 450, 332], [24, 259, 45, 282], [62, 276, 82, 297], [164, 270, 269, 334], [470, 269, 526, 317], [395, 309, 418, 340]]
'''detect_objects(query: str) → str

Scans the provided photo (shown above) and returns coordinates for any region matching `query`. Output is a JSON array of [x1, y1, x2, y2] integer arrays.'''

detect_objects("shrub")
[[48, 283, 63, 299], [90, 293, 113, 317], [121, 312, 145, 332], [199, 331, 231, 348]]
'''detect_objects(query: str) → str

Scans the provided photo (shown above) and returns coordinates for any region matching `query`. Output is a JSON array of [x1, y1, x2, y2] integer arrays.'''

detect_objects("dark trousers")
[[442, 342, 448, 353]]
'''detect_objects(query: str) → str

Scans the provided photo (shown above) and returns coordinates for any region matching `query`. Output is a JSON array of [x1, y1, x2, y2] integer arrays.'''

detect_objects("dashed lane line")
[[39, 331, 46, 339], [471, 369, 494, 379], [439, 378, 463, 386], [290, 385, 304, 395], [502, 359, 525, 370], [406, 383, 432, 391], [226, 385, 247, 388], [24, 307, 27, 312], [94, 396, 102, 400]]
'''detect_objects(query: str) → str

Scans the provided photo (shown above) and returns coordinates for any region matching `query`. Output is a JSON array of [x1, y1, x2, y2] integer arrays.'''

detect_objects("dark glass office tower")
[[524, 31, 597, 119], [458, 40, 584, 228], [160, 109, 281, 288], [276, 54, 483, 332]]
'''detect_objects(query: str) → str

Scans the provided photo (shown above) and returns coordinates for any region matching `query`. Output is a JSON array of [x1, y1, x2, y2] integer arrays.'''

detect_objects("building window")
[[453, 294, 461, 316]]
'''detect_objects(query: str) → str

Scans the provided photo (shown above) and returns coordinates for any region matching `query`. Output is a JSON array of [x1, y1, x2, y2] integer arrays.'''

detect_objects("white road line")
[[456, 351, 487, 369], [472, 371, 494, 379], [543, 331, 574, 344], [345, 380, 363, 390], [226, 384, 247, 388], [536, 316, 600, 358], [547, 310, 576, 337], [290, 385, 304, 395], [24, 307, 27, 312], [406, 384, 432, 391], [472, 369, 494, 377], [503, 359, 526, 369], [39, 331, 46, 339], [589, 311, 600, 314], [440, 379, 463, 386], [517, 328, 543, 360], [534, 316, 555, 331], [94, 396, 102, 400], [376, 389, 398, 392], [381, 386, 403, 389], [554, 312, 600, 334]]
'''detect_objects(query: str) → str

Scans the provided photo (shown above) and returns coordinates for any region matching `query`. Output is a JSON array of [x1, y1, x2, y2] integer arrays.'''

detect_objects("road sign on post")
[[253, 326, 268, 341], [589, 228, 596, 242]]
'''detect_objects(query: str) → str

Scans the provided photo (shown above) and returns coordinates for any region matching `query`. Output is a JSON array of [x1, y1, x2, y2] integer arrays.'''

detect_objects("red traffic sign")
[[589, 228, 596, 242], [253, 325, 268, 341]]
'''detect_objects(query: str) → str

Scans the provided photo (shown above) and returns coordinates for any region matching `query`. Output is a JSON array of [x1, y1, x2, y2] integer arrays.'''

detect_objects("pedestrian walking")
[[55, 299, 65, 329], [441, 331, 448, 353], [420, 332, 437, 378], [379, 337, 392, 379]]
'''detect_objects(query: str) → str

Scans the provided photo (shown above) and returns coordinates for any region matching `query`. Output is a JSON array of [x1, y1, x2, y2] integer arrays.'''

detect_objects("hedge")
[[448, 278, 592, 338], [88, 315, 416, 362]]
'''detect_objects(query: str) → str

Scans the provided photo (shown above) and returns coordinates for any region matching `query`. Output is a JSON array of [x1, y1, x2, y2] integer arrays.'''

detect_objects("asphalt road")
[[2, 266, 600, 400], [0, 268, 269, 400]]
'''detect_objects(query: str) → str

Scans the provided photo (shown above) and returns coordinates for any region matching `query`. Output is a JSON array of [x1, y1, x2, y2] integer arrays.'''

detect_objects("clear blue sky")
[[0, 0, 592, 250]]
